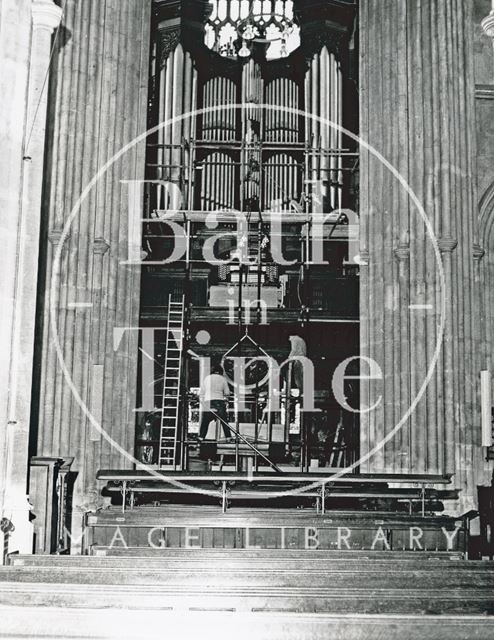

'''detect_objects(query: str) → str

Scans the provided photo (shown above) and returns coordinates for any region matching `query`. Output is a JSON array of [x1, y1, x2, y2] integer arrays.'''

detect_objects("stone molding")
[[473, 243, 486, 261], [437, 237, 458, 254], [394, 243, 410, 262], [482, 10, 494, 39], [93, 238, 110, 255], [32, 0, 63, 33]]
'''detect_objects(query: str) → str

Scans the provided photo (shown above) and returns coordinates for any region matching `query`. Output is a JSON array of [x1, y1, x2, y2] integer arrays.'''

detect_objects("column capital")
[[482, 10, 494, 39], [32, 0, 63, 34]]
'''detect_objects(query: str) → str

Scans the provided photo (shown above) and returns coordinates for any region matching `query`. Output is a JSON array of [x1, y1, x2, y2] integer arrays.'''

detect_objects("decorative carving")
[[158, 27, 181, 66], [394, 243, 410, 262], [0, 517, 15, 534], [300, 23, 346, 60], [295, 0, 355, 60], [93, 238, 110, 255], [482, 10, 494, 39], [48, 229, 70, 246], [437, 237, 458, 253], [473, 243, 485, 261]]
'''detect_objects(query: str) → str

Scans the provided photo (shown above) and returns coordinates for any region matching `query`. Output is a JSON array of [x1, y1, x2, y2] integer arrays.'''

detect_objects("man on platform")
[[198, 364, 232, 441]]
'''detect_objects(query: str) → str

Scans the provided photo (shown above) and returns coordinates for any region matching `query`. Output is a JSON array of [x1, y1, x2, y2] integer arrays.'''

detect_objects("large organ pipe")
[[276, 79, 280, 142], [311, 55, 319, 211], [213, 152, 219, 208], [320, 47, 330, 208], [285, 154, 290, 208], [164, 49, 174, 183], [183, 52, 192, 141], [172, 44, 184, 184], [217, 77, 222, 141], [158, 58, 167, 189]]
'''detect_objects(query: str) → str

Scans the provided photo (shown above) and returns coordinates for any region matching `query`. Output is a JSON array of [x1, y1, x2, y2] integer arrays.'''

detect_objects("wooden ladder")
[[158, 295, 185, 469]]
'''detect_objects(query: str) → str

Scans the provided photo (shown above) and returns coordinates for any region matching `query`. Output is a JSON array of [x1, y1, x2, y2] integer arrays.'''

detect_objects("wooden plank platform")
[[97, 470, 457, 515], [97, 470, 454, 483]]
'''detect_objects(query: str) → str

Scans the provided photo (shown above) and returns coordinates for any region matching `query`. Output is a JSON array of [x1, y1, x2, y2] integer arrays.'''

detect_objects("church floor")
[[1, 607, 494, 640]]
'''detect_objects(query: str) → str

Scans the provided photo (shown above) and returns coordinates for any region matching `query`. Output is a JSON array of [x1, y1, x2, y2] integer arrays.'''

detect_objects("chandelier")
[[205, 1, 300, 61]]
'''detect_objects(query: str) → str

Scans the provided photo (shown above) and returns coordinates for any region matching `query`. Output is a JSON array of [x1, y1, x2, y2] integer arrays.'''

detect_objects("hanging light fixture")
[[205, 1, 299, 61], [280, 38, 288, 58], [241, 21, 257, 41], [235, 13, 295, 60], [238, 38, 252, 58]]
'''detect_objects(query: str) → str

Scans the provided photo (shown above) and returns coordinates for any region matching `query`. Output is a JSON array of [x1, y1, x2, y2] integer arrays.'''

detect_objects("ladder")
[[158, 294, 185, 469], [329, 411, 347, 468]]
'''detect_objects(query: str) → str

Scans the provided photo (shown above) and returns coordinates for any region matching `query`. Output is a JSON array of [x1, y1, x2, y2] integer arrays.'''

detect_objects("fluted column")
[[35, 0, 151, 543], [0, 0, 62, 556], [360, 0, 485, 507]]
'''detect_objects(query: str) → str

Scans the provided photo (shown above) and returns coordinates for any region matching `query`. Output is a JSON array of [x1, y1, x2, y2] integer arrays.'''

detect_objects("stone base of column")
[[2, 493, 33, 555]]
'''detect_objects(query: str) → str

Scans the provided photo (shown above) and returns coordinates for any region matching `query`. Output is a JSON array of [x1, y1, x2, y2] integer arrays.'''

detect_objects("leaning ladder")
[[158, 294, 185, 469]]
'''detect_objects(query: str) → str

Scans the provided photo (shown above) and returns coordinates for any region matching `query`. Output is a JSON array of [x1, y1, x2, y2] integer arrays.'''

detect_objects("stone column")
[[34, 0, 151, 548], [360, 0, 485, 508], [0, 0, 32, 560], [0, 0, 62, 556]]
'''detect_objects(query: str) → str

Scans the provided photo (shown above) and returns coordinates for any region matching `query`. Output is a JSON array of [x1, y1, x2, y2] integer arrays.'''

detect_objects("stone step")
[[89, 546, 466, 560], [1, 607, 494, 640], [0, 581, 493, 615], [9, 553, 472, 570], [1, 565, 493, 589]]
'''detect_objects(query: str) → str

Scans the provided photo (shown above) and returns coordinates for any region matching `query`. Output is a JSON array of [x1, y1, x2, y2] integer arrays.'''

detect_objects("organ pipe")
[[305, 45, 343, 213]]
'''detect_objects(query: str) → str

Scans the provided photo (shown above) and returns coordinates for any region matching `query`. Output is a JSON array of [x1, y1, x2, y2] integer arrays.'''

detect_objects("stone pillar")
[[34, 0, 151, 548], [0, 0, 62, 556], [360, 0, 485, 508]]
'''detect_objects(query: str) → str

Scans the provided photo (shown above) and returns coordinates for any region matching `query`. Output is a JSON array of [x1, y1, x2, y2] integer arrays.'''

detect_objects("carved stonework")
[[482, 10, 494, 39], [394, 243, 410, 262], [158, 27, 181, 66], [93, 238, 110, 255], [32, 0, 63, 34], [437, 237, 458, 254], [48, 228, 70, 246], [473, 243, 485, 262]]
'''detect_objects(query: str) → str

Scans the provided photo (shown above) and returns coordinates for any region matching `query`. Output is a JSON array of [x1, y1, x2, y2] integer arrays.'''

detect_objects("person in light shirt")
[[198, 364, 232, 441]]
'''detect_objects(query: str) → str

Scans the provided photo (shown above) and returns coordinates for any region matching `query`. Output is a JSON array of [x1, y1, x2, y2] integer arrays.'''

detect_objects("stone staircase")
[[0, 549, 493, 639]]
